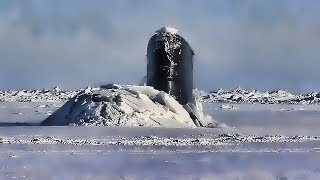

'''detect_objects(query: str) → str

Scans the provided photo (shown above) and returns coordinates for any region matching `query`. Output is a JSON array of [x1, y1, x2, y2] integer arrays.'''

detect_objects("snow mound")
[[42, 85, 197, 128]]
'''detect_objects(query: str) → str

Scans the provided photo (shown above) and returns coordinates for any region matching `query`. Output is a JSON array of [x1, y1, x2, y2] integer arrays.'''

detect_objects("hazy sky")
[[0, 0, 320, 93]]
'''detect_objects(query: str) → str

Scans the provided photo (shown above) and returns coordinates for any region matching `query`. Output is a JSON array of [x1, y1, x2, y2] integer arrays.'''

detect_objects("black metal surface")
[[147, 30, 194, 105]]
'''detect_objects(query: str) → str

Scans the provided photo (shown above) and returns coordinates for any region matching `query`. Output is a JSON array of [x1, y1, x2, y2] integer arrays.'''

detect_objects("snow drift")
[[42, 85, 214, 128]]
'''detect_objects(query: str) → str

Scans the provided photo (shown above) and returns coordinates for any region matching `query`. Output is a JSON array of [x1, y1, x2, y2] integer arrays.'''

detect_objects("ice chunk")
[[154, 91, 192, 124]]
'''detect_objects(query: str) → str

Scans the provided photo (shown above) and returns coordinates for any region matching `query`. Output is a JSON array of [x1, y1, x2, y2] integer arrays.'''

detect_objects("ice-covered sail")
[[147, 27, 194, 105]]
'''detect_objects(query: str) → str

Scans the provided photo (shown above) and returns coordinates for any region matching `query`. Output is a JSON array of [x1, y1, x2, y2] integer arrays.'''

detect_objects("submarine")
[[147, 27, 193, 105], [40, 27, 209, 127], [147, 27, 204, 126]]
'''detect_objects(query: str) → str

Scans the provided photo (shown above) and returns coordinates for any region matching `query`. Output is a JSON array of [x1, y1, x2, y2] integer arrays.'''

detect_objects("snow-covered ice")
[[197, 87, 320, 104], [1, 87, 320, 179], [2, 86, 320, 104], [42, 85, 210, 128], [0, 87, 77, 102], [1, 124, 320, 179]]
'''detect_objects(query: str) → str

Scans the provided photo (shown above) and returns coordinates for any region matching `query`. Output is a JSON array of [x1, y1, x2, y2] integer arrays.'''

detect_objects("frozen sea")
[[1, 102, 320, 179]]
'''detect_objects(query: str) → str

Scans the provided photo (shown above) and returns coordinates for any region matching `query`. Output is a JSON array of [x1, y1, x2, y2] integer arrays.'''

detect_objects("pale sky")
[[0, 0, 320, 93]]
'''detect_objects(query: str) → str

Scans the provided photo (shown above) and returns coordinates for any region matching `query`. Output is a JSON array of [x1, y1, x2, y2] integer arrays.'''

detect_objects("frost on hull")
[[147, 27, 194, 105]]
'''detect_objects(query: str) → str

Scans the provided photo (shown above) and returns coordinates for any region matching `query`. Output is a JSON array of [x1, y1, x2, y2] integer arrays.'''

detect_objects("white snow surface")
[[2, 99, 320, 179], [42, 85, 202, 128]]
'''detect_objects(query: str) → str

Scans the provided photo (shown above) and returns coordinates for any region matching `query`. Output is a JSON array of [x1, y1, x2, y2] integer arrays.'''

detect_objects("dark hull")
[[147, 31, 194, 105]]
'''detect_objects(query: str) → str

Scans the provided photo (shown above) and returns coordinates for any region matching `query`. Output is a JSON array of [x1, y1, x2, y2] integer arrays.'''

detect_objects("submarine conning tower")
[[147, 27, 194, 105]]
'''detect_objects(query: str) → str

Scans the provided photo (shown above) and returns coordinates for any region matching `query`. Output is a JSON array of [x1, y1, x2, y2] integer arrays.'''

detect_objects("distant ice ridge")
[[42, 85, 215, 128], [0, 87, 78, 102], [2, 86, 320, 104], [196, 87, 320, 104]]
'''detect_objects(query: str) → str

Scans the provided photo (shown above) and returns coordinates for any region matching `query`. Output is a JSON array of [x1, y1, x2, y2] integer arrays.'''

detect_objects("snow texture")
[[2, 102, 320, 179], [2, 134, 320, 146], [42, 85, 199, 128]]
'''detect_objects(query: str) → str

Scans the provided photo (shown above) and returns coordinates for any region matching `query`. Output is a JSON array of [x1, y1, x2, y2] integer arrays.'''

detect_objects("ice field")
[[1, 99, 320, 179]]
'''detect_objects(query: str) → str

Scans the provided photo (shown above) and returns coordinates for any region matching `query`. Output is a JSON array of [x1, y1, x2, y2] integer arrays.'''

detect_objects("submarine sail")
[[147, 27, 194, 105]]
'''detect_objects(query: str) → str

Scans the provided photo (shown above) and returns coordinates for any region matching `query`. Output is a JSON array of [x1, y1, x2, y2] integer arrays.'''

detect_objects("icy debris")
[[192, 88, 207, 99], [35, 104, 47, 108], [199, 87, 320, 104], [0, 87, 78, 102], [220, 104, 238, 110], [84, 86, 92, 94], [1, 134, 320, 146], [42, 85, 198, 128]]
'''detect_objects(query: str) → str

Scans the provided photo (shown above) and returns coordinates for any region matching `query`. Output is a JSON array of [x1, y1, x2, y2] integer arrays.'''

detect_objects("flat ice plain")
[[1, 88, 320, 179]]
